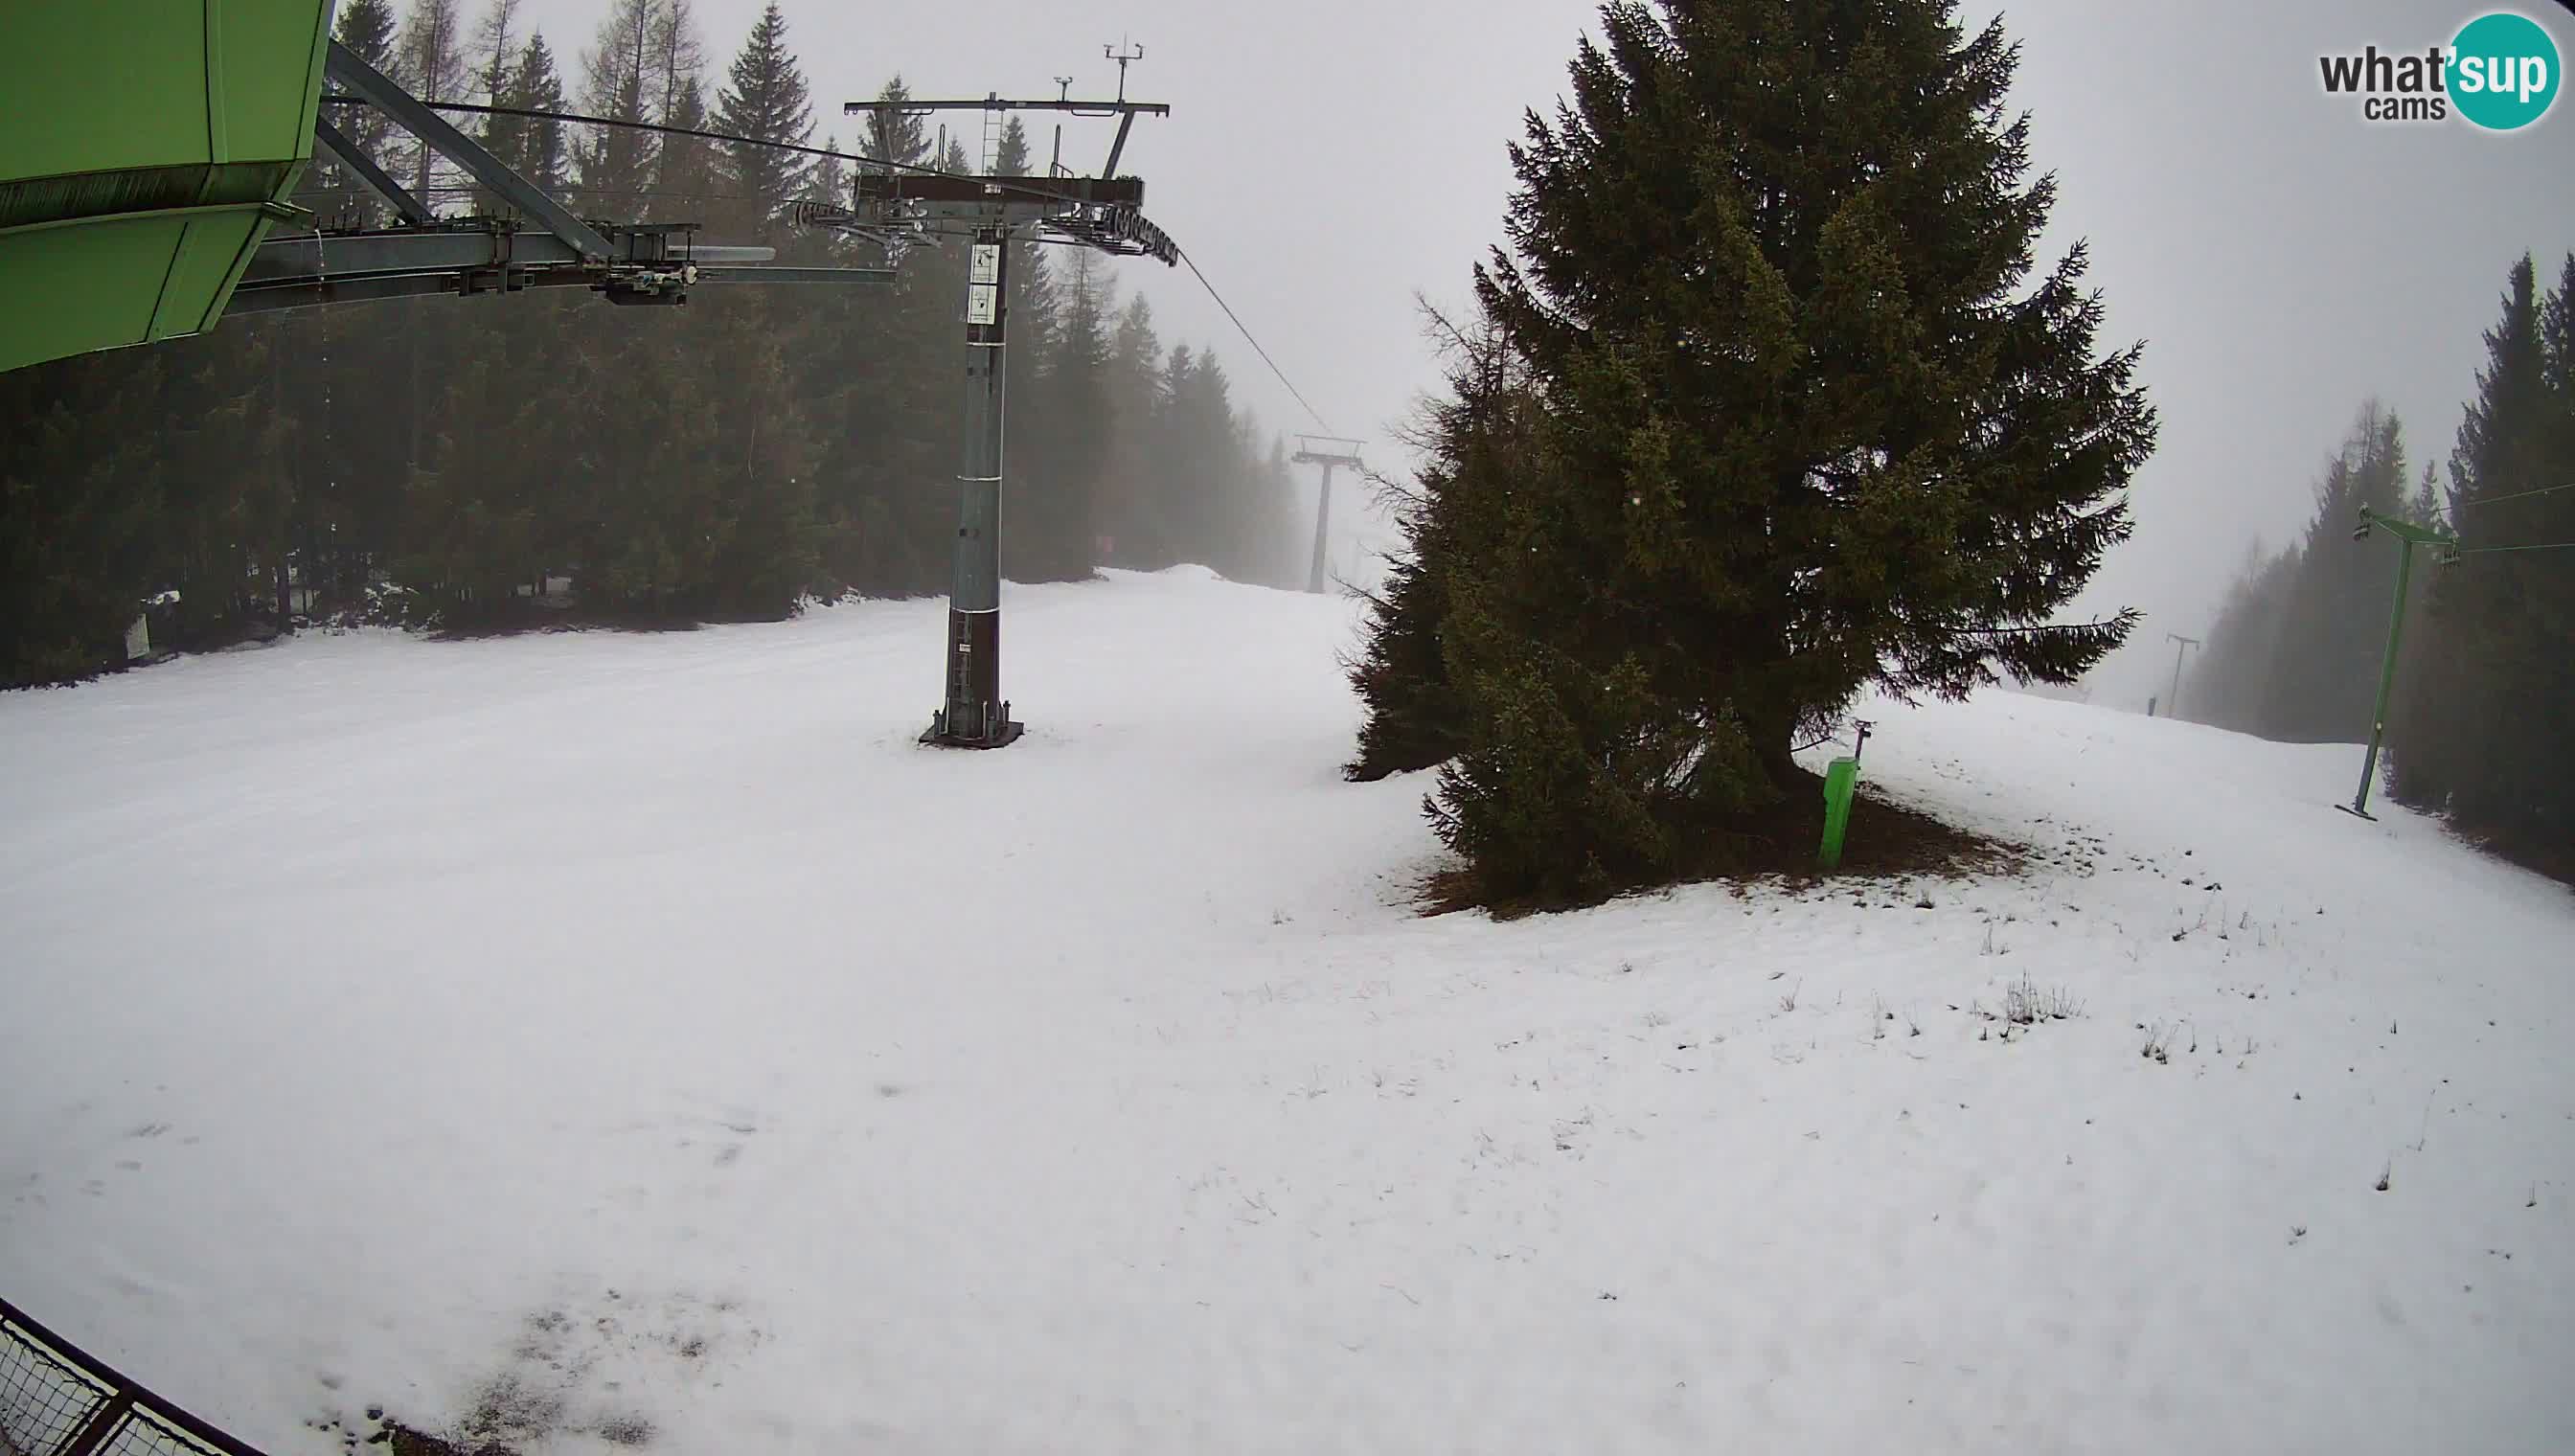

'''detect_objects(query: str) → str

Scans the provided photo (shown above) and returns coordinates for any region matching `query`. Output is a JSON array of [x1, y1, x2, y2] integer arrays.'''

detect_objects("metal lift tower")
[[812, 57, 1178, 749], [1290, 436, 1364, 596]]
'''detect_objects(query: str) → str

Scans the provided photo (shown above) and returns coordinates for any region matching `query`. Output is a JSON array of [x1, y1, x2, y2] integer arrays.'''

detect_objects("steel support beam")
[[1105, 111, 1138, 178], [844, 97, 1172, 116], [311, 118, 435, 227], [247, 229, 778, 282], [693, 265, 896, 285], [232, 226, 855, 313], [324, 39, 614, 260], [247, 227, 568, 281], [228, 271, 535, 313], [854, 172, 1145, 208]]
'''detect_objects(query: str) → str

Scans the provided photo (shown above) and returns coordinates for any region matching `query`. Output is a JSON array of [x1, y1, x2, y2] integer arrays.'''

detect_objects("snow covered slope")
[[3, 568, 2569, 1454]]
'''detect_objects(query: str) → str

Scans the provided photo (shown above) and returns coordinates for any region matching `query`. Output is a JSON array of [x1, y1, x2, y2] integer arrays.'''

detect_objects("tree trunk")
[[1744, 694, 1802, 791]]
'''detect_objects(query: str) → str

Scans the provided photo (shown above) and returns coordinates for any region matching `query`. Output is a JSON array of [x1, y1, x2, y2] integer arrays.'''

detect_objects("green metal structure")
[[0, 1, 331, 375], [2343, 505, 2458, 820], [1817, 757, 1860, 870]]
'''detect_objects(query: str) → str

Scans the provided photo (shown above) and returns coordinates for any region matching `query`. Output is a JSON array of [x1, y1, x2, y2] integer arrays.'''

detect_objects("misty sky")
[[509, 0, 2573, 701]]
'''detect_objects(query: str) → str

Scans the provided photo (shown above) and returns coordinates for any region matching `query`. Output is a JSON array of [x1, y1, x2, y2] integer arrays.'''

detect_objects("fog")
[[516, 0, 2573, 699]]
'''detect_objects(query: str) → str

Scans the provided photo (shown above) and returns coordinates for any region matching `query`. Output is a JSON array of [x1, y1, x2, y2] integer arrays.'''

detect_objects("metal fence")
[[0, 1297, 268, 1456]]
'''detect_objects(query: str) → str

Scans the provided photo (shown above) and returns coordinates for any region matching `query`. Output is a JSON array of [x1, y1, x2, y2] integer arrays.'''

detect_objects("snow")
[[3, 567, 2570, 1454]]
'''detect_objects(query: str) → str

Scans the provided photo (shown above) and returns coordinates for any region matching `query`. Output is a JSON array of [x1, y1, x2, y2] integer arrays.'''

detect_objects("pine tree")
[[1347, 301, 1530, 779], [2187, 537, 2297, 734], [399, 352, 540, 624], [2383, 457, 2449, 802], [470, 0, 525, 163], [995, 116, 1034, 177], [2392, 254, 2575, 856], [860, 78, 930, 172], [711, 2, 814, 238], [1035, 249, 1115, 573], [648, 0, 705, 130], [578, 0, 660, 208], [650, 76, 717, 221], [2253, 404, 2410, 742], [803, 132, 847, 210], [300, 0, 404, 227], [999, 178, 1075, 580], [398, 0, 471, 200], [1377, 0, 2156, 905], [0, 353, 169, 683], [701, 301, 823, 617], [507, 33, 569, 193], [1101, 293, 1166, 565]]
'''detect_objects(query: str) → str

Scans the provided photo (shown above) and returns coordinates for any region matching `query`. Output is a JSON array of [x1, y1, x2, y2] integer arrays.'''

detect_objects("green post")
[[1818, 757, 1859, 870], [2344, 505, 2453, 821], [2348, 538, 2416, 820]]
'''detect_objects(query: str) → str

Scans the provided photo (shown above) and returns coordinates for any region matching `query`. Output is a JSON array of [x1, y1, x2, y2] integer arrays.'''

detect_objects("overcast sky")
[[508, 0, 2573, 700]]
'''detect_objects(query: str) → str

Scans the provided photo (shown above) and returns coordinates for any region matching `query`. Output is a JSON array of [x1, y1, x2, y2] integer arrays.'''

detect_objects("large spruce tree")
[[1375, 0, 2156, 905], [1346, 303, 1536, 782], [711, 2, 813, 239], [2391, 254, 2575, 855]]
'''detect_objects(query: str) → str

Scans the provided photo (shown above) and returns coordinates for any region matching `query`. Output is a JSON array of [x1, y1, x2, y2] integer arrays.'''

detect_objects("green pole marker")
[[2348, 539, 2414, 820], [2345, 506, 2452, 821], [1819, 757, 1860, 870]]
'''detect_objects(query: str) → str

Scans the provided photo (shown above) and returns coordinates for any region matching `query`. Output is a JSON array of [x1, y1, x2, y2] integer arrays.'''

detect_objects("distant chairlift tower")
[[1291, 436, 1363, 596], [812, 57, 1178, 750]]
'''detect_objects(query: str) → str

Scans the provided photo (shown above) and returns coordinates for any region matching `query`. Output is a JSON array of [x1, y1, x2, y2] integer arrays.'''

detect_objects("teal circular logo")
[[2449, 11, 2561, 130]]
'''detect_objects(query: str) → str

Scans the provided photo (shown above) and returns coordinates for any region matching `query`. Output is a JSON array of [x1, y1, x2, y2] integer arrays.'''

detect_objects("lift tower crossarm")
[[821, 172, 1179, 266], [324, 39, 615, 262], [842, 91, 1169, 177], [2357, 507, 2453, 547], [842, 97, 1172, 116]]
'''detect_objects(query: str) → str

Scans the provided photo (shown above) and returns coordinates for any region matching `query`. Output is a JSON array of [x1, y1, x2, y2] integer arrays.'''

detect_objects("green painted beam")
[[0, 0, 333, 375]]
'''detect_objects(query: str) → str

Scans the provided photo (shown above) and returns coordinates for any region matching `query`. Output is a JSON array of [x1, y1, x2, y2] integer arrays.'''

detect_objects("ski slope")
[[2, 568, 2569, 1454]]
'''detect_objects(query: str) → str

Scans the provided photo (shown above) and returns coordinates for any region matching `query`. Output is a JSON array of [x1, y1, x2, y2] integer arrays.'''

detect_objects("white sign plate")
[[967, 284, 999, 325], [969, 244, 1002, 285]]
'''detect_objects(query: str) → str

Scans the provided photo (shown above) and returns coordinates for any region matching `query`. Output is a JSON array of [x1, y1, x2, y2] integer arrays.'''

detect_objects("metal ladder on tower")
[[981, 97, 1007, 174]]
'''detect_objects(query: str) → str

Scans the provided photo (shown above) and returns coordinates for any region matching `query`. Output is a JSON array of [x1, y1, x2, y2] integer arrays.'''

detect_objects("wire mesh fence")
[[0, 1298, 268, 1456]]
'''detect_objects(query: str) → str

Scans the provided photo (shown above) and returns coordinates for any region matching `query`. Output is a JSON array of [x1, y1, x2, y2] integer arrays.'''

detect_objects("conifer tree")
[[2251, 405, 2410, 742], [398, 0, 471, 199], [650, 76, 717, 221], [648, 0, 704, 127], [507, 34, 570, 193], [996, 116, 1034, 177], [470, 0, 526, 193], [1034, 250, 1115, 575], [711, 3, 814, 238], [2392, 254, 2575, 853], [578, 0, 660, 208], [300, 0, 404, 227], [1373, 0, 2156, 905], [1347, 303, 1532, 779], [860, 78, 930, 172]]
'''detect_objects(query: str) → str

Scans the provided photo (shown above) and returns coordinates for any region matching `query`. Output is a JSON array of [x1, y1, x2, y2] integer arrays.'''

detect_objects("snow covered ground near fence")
[[3, 567, 2570, 1454]]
